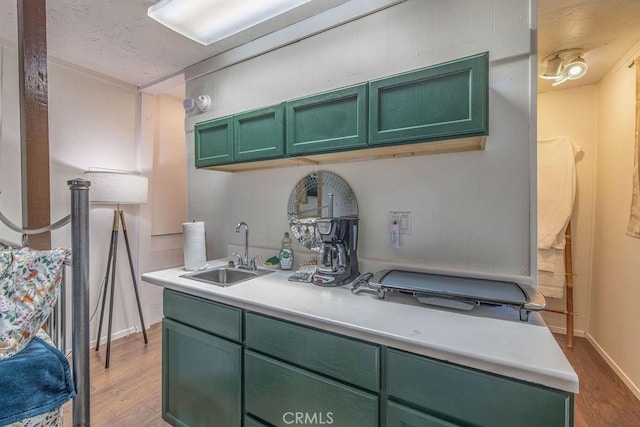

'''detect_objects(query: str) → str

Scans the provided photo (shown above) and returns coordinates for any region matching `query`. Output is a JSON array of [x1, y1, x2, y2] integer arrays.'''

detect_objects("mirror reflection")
[[287, 171, 358, 251]]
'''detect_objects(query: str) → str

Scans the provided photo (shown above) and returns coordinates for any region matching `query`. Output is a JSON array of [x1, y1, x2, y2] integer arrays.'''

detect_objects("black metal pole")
[[68, 178, 90, 426]]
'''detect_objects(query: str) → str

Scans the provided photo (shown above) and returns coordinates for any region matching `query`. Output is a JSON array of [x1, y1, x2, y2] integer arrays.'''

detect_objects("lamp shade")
[[84, 171, 148, 205]]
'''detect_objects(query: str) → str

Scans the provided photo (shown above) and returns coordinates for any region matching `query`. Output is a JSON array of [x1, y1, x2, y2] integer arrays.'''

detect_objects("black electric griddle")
[[351, 269, 546, 321]]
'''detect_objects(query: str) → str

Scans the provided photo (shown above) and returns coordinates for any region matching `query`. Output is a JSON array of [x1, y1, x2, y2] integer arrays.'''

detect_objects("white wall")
[[185, 0, 536, 283], [589, 41, 640, 398], [537, 86, 597, 336], [0, 41, 152, 347], [0, 45, 23, 243], [138, 92, 186, 327], [151, 94, 186, 236]]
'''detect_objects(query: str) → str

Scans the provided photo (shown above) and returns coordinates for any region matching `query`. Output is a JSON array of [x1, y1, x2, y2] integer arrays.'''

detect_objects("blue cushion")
[[0, 337, 76, 425]]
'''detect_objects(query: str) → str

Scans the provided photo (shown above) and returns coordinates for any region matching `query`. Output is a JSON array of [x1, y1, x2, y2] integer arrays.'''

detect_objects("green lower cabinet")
[[162, 318, 242, 427], [244, 351, 378, 427], [387, 401, 458, 427], [161, 292, 573, 427], [387, 349, 573, 427]]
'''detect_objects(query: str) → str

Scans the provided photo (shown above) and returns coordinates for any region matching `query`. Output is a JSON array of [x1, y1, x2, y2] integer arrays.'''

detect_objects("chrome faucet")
[[235, 221, 249, 269], [233, 222, 261, 271]]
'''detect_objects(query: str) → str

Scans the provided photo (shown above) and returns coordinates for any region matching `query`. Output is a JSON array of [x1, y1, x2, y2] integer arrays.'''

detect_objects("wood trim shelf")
[[205, 135, 486, 173]]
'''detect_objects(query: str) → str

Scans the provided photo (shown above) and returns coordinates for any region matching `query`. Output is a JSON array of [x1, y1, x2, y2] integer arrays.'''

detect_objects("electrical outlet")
[[388, 211, 412, 235]]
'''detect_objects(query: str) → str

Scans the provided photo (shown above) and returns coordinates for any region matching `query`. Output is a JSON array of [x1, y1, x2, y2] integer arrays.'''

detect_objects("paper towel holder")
[[84, 168, 149, 369]]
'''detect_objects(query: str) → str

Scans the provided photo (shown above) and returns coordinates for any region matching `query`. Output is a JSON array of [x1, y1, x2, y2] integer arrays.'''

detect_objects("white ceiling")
[[0, 0, 396, 94], [538, 0, 640, 92], [0, 0, 639, 95]]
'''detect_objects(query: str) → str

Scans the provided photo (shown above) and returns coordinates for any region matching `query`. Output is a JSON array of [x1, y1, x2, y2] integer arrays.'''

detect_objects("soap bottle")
[[279, 232, 294, 270]]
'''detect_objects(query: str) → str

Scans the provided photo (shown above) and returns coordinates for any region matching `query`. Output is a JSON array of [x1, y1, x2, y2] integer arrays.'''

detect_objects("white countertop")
[[142, 259, 579, 393]]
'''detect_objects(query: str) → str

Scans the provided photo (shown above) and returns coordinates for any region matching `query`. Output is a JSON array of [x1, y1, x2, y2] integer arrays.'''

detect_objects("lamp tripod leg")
[[104, 212, 120, 369], [95, 210, 118, 352], [119, 210, 148, 344]]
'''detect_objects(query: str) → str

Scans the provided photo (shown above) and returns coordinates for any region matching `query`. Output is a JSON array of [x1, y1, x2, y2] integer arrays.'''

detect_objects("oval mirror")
[[287, 171, 358, 251]]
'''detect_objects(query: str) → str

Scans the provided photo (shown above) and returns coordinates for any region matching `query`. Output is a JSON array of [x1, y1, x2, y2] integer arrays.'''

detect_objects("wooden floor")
[[62, 325, 640, 426], [554, 334, 640, 427], [62, 323, 167, 426]]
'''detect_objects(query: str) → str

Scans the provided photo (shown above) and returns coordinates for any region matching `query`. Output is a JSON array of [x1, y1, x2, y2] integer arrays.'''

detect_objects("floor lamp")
[[85, 170, 149, 368]]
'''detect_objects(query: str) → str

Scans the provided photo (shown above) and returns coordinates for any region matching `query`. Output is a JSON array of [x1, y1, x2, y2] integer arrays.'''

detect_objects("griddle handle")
[[351, 272, 384, 297]]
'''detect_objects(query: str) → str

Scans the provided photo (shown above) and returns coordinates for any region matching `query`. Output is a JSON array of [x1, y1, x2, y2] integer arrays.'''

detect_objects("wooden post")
[[18, 0, 51, 250], [564, 221, 574, 348]]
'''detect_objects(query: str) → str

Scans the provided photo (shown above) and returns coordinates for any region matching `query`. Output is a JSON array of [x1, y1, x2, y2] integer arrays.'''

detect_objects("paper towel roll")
[[183, 222, 207, 271]]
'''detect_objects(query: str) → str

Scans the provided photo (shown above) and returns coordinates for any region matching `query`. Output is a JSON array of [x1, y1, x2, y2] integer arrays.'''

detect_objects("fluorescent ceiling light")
[[148, 0, 315, 45]]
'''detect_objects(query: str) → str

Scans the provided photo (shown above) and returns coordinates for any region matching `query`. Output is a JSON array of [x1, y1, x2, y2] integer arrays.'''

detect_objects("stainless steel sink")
[[181, 266, 274, 287]]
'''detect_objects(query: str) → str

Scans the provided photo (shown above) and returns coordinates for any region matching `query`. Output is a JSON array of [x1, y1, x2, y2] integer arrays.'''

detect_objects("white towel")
[[538, 247, 557, 272], [537, 247, 566, 298], [537, 136, 581, 298], [537, 137, 582, 249]]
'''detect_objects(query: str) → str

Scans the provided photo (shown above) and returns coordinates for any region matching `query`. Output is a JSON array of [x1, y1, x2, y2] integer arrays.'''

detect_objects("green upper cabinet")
[[368, 52, 488, 146], [194, 116, 234, 167], [286, 84, 368, 155], [234, 104, 285, 162]]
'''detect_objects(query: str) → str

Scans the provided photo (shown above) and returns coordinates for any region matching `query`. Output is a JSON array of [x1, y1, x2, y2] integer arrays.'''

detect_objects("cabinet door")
[[245, 351, 378, 427], [387, 401, 459, 427], [162, 318, 241, 427], [286, 84, 368, 155], [195, 116, 233, 167], [369, 52, 488, 145], [234, 104, 285, 162], [244, 415, 269, 427]]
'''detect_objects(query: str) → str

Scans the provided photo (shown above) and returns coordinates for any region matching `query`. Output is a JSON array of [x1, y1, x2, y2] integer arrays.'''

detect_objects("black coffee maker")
[[312, 217, 359, 286]]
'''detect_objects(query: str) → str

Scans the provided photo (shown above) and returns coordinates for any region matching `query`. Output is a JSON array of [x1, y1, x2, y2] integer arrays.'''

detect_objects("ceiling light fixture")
[[148, 0, 314, 45], [539, 48, 588, 87]]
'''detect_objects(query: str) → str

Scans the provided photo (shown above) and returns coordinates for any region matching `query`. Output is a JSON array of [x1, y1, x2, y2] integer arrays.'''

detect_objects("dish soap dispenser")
[[279, 232, 294, 270]]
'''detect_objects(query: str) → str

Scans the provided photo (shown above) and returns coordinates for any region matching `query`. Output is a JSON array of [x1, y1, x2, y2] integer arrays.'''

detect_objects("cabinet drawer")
[[285, 84, 368, 155], [387, 401, 458, 427], [387, 349, 573, 427], [245, 351, 378, 427], [245, 312, 380, 391], [163, 289, 242, 342]]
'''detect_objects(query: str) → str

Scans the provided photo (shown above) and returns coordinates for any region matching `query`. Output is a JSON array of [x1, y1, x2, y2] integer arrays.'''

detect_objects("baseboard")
[[90, 326, 137, 349], [546, 324, 585, 337], [146, 316, 163, 327], [586, 333, 640, 401]]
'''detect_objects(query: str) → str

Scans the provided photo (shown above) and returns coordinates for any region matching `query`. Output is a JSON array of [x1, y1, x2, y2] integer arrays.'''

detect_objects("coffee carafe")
[[313, 217, 359, 286]]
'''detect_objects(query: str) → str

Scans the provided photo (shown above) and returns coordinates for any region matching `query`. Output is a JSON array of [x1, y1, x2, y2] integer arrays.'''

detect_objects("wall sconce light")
[[182, 95, 211, 113], [196, 95, 211, 112], [540, 48, 588, 87]]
